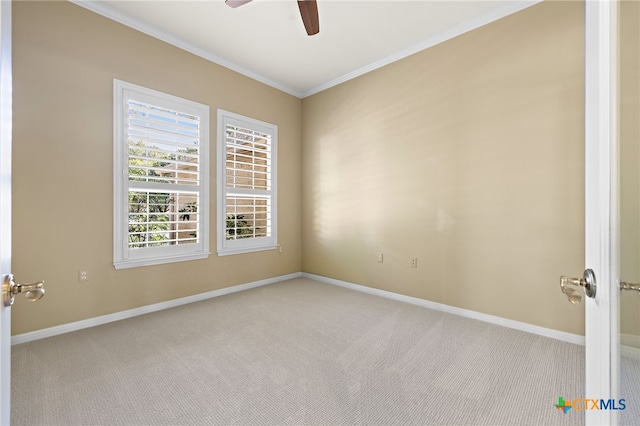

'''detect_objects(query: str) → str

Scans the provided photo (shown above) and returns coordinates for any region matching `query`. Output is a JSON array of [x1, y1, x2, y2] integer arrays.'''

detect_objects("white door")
[[583, 0, 633, 425], [617, 0, 640, 424], [0, 0, 11, 424]]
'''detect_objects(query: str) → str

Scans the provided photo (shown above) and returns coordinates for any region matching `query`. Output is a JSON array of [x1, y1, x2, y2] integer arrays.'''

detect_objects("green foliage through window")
[[128, 192, 173, 247], [226, 214, 254, 240]]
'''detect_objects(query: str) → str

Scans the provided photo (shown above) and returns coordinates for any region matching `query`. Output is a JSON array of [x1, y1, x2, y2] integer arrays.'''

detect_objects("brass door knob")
[[560, 269, 597, 304], [2, 274, 45, 307]]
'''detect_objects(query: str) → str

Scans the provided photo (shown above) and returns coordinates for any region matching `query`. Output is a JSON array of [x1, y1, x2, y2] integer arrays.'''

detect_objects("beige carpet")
[[11, 277, 587, 425]]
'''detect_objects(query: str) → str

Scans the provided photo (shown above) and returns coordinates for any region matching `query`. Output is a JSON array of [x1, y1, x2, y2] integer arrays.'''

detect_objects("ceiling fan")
[[225, 0, 320, 36]]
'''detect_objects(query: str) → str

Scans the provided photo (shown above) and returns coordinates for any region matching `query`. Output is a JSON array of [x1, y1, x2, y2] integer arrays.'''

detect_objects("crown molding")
[[301, 0, 542, 97], [69, 0, 304, 98], [70, 0, 541, 99]]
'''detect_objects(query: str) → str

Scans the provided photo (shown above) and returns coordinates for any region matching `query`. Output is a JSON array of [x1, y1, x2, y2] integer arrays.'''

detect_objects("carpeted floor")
[[11, 277, 592, 425], [621, 354, 640, 426]]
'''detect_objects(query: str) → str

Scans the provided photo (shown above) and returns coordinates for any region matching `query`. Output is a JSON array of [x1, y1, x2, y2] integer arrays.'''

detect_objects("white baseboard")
[[12, 272, 302, 345], [302, 272, 586, 346], [621, 333, 640, 360], [15, 271, 614, 351], [621, 332, 640, 348]]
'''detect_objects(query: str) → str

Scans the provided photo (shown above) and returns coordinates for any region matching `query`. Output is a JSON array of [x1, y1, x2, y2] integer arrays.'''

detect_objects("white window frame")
[[113, 79, 210, 269], [217, 109, 277, 256]]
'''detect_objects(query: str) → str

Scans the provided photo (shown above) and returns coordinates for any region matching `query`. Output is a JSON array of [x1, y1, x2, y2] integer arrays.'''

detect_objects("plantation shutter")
[[127, 100, 200, 186], [127, 100, 202, 248], [225, 123, 272, 240], [217, 110, 277, 255], [114, 80, 210, 269]]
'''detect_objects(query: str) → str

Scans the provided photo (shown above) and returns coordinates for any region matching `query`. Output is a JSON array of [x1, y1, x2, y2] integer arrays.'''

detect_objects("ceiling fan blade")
[[297, 0, 319, 36], [225, 0, 252, 8]]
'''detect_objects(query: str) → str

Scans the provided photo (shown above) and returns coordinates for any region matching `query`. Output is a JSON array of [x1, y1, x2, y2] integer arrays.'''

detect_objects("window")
[[113, 80, 209, 269], [217, 109, 277, 255]]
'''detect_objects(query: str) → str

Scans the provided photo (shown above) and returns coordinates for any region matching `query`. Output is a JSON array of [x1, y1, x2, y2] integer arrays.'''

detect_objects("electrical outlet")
[[78, 270, 89, 282], [278, 245, 283, 254], [377, 253, 384, 263], [410, 257, 418, 268]]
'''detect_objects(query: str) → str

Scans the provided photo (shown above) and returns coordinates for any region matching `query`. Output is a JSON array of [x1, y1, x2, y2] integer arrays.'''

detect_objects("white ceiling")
[[72, 0, 540, 98]]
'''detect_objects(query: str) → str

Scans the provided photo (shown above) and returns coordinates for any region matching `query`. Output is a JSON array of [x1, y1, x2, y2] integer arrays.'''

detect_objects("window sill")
[[114, 252, 210, 270], [216, 244, 278, 257]]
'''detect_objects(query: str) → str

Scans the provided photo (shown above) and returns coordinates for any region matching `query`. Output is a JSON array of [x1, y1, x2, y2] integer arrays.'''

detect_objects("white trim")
[[216, 109, 278, 256], [71, 0, 541, 99], [69, 0, 301, 98], [12, 271, 595, 351], [216, 245, 278, 257], [11, 272, 301, 345], [621, 345, 640, 361], [621, 332, 640, 349], [620, 333, 640, 360], [584, 1, 618, 425], [0, 0, 12, 423], [113, 79, 210, 269], [302, 273, 585, 346], [113, 252, 211, 270], [302, 0, 543, 97]]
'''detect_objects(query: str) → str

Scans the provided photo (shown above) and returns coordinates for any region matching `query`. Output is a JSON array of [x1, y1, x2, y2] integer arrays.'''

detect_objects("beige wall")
[[301, 1, 586, 335], [12, 1, 590, 338], [11, 1, 302, 334], [620, 0, 640, 345]]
